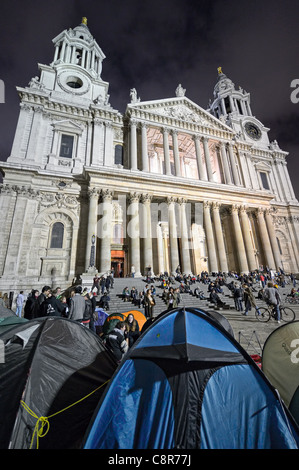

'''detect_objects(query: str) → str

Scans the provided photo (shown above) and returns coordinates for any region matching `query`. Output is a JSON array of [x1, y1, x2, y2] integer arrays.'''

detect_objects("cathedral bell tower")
[[208, 67, 270, 149]]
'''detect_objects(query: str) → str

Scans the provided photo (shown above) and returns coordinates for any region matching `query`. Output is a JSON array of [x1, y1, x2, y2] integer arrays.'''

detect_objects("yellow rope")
[[20, 379, 110, 449]]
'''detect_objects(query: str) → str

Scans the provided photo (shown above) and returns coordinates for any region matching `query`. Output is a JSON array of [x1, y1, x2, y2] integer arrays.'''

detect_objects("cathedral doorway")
[[111, 250, 125, 277]]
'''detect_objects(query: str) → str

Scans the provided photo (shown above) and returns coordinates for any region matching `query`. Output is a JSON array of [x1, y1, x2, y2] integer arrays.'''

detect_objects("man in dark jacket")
[[43, 292, 66, 316], [33, 285, 51, 318], [105, 321, 128, 362]]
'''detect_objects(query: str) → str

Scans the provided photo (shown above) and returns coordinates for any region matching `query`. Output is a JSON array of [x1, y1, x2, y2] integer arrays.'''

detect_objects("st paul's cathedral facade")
[[0, 18, 299, 292]]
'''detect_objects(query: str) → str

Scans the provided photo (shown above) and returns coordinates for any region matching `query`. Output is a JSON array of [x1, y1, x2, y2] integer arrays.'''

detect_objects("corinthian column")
[[211, 202, 228, 272], [130, 119, 138, 170], [265, 208, 281, 269], [99, 189, 113, 274], [227, 143, 241, 185], [179, 198, 192, 274], [171, 130, 181, 177], [230, 205, 249, 273], [202, 137, 214, 182], [141, 194, 154, 274], [141, 122, 149, 172], [203, 201, 218, 273], [167, 197, 180, 274], [256, 207, 276, 270], [162, 128, 172, 176], [128, 192, 141, 277], [193, 135, 207, 181], [85, 187, 99, 270], [220, 142, 232, 184], [239, 205, 257, 272]]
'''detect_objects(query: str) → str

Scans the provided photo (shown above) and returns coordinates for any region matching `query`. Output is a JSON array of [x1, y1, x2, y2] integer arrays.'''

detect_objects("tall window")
[[50, 222, 64, 248], [260, 172, 270, 190], [59, 134, 74, 158], [114, 145, 124, 165]]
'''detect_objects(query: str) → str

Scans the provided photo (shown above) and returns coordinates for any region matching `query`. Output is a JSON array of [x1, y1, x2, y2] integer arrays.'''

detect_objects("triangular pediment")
[[127, 96, 233, 134], [51, 119, 83, 134]]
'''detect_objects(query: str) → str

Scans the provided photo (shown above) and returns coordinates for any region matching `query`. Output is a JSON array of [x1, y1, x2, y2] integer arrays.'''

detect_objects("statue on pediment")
[[175, 84, 186, 97], [130, 88, 140, 103]]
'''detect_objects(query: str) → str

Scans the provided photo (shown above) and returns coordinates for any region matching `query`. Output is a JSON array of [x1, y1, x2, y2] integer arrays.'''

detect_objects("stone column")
[[179, 198, 192, 274], [167, 197, 180, 274], [157, 223, 165, 275], [230, 205, 249, 273], [193, 135, 208, 181], [220, 142, 232, 184], [202, 137, 214, 182], [85, 188, 99, 270], [141, 123, 149, 172], [141, 194, 153, 274], [227, 143, 241, 185], [203, 201, 218, 273], [265, 208, 282, 270], [99, 189, 113, 274], [211, 202, 228, 272], [130, 119, 138, 170], [162, 128, 172, 176], [128, 192, 141, 276], [171, 130, 181, 177], [239, 205, 257, 272], [256, 207, 276, 270]]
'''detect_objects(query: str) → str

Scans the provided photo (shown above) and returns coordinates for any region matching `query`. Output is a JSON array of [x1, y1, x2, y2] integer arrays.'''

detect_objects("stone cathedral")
[[0, 18, 299, 292]]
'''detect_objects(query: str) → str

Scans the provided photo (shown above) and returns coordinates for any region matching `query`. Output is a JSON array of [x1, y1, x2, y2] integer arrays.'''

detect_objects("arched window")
[[50, 222, 64, 248], [114, 145, 123, 165]]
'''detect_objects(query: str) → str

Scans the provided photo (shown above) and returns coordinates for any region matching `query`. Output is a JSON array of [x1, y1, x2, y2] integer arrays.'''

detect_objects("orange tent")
[[122, 310, 147, 330]]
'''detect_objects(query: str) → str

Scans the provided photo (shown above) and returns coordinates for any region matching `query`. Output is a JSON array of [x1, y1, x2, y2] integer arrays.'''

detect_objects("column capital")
[[201, 135, 209, 143], [140, 121, 147, 129], [161, 126, 170, 135], [87, 187, 100, 200], [100, 188, 113, 202], [211, 201, 221, 211], [178, 197, 188, 205], [140, 193, 153, 204], [167, 196, 178, 205], [128, 191, 141, 203], [192, 133, 201, 142], [203, 200, 212, 210], [171, 128, 178, 136], [130, 118, 138, 126]]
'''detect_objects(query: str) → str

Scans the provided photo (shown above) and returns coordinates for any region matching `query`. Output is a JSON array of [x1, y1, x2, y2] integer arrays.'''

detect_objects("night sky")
[[1, 0, 299, 197]]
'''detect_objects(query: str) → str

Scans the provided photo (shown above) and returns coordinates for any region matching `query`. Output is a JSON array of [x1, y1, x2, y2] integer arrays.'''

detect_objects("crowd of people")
[[0, 265, 297, 361]]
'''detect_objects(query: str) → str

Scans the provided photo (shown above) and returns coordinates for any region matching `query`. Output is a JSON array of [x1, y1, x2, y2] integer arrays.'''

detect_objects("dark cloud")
[[1, 0, 299, 195]]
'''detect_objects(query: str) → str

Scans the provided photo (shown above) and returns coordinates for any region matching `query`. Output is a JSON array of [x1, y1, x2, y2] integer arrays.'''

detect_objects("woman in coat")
[[125, 313, 140, 347], [144, 289, 155, 318], [243, 285, 261, 316]]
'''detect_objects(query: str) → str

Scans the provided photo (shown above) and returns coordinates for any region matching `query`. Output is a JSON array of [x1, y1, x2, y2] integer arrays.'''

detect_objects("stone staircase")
[[95, 276, 299, 319]]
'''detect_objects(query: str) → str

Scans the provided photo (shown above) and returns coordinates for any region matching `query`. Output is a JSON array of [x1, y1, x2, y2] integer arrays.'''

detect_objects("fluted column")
[[239, 205, 257, 272], [220, 142, 232, 184], [157, 223, 165, 275], [141, 194, 154, 274], [162, 128, 172, 176], [202, 137, 214, 182], [141, 122, 149, 172], [230, 205, 249, 273], [167, 197, 180, 274], [203, 201, 218, 272], [256, 207, 276, 269], [265, 208, 282, 269], [227, 143, 241, 185], [193, 135, 207, 181], [211, 202, 228, 272], [179, 198, 192, 274], [128, 192, 141, 276], [130, 119, 138, 170], [99, 189, 113, 274], [85, 188, 99, 270], [171, 130, 181, 177]]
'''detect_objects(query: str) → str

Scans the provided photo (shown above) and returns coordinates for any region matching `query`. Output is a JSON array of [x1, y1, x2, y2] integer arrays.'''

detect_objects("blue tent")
[[83, 308, 299, 449]]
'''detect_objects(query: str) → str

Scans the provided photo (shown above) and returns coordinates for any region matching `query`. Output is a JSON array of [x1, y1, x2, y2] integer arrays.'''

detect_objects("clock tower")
[[208, 67, 270, 149]]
